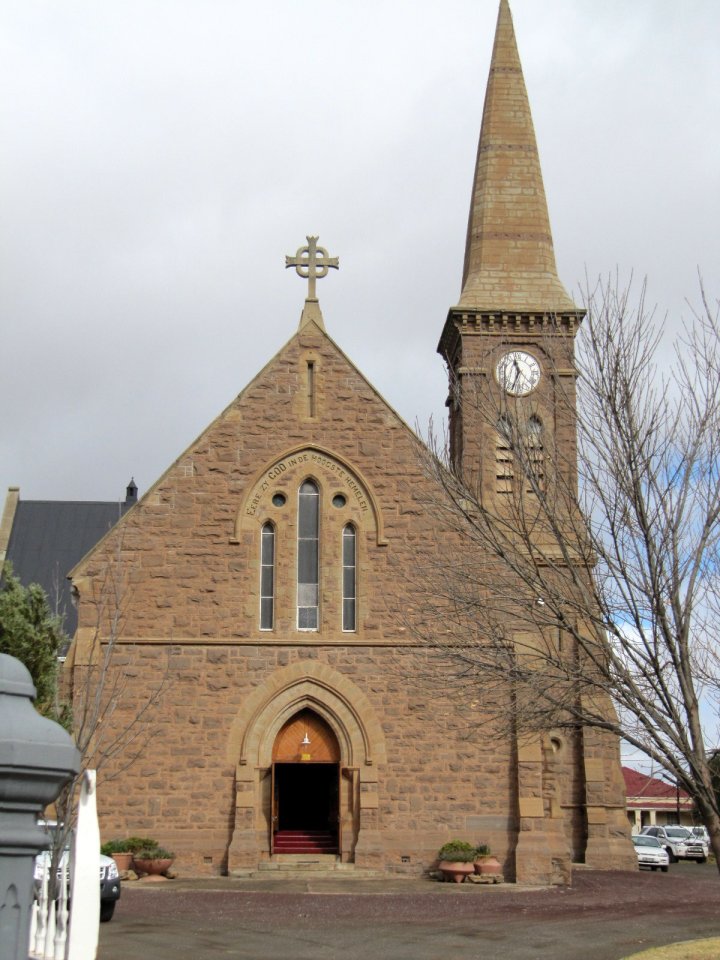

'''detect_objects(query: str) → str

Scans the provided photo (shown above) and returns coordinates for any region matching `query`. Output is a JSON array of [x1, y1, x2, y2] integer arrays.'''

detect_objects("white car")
[[632, 834, 670, 872], [639, 825, 708, 863]]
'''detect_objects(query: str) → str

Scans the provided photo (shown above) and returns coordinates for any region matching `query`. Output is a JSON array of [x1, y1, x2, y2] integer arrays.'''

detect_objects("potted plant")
[[100, 839, 133, 872], [437, 840, 476, 883], [132, 844, 175, 876], [121, 836, 158, 871], [123, 836, 158, 854], [473, 843, 502, 878]]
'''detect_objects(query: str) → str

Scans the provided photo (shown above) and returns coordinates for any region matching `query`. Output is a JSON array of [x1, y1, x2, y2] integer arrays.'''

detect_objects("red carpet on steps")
[[273, 830, 338, 854]]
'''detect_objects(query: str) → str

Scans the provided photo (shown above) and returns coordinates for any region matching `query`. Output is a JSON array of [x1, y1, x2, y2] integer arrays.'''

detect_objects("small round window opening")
[[272, 493, 286, 507], [332, 494, 347, 508]]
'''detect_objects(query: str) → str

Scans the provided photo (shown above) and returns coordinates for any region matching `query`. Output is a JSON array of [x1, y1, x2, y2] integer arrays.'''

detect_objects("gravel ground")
[[98, 863, 720, 960]]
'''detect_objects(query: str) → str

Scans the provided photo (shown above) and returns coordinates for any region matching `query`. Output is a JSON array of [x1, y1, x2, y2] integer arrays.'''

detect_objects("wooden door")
[[336, 765, 342, 854], [270, 762, 278, 854]]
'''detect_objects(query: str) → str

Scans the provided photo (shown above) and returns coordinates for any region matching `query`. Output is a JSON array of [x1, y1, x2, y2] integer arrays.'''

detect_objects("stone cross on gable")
[[285, 236, 339, 301]]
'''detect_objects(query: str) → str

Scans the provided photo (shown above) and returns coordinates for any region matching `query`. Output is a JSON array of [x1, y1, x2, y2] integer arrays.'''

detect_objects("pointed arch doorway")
[[271, 709, 341, 855]]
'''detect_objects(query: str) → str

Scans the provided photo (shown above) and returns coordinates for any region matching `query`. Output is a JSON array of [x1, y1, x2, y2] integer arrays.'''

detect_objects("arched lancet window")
[[342, 524, 356, 632], [526, 415, 544, 493], [297, 480, 319, 630], [495, 415, 514, 495], [260, 522, 275, 630]]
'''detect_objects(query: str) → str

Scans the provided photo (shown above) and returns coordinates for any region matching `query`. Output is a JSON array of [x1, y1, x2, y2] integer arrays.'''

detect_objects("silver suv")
[[639, 825, 708, 864], [34, 821, 121, 922], [687, 825, 711, 846]]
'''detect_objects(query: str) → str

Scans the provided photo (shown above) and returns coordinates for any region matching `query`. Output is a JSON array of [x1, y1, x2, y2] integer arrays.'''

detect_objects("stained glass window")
[[260, 522, 275, 630], [342, 524, 356, 632], [297, 480, 319, 629]]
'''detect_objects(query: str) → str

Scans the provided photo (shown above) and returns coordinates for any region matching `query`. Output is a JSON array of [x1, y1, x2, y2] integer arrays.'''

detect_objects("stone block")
[[519, 797, 545, 818]]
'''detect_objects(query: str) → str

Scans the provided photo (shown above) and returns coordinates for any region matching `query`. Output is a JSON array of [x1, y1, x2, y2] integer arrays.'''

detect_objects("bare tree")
[[414, 277, 720, 868], [47, 543, 170, 888]]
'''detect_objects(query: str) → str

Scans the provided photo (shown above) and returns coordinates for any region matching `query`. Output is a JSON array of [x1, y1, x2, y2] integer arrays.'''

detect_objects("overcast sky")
[[2, 0, 719, 503]]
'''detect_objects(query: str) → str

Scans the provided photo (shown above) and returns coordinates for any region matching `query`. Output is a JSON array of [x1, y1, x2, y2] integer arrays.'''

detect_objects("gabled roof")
[[70, 314, 427, 582], [1, 487, 135, 638], [622, 766, 693, 811]]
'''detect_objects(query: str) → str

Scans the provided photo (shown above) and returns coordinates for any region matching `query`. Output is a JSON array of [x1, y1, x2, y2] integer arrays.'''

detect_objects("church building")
[[8, 0, 635, 882]]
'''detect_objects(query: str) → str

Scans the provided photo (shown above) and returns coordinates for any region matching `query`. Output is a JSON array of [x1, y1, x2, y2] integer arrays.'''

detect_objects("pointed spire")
[[125, 477, 138, 505], [458, 0, 576, 313]]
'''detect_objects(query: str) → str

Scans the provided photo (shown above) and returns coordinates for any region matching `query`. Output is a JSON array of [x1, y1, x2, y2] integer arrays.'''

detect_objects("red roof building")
[[623, 766, 695, 832]]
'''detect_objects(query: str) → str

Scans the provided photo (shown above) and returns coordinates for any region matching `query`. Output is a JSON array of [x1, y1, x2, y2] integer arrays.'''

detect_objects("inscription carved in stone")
[[246, 450, 369, 516]]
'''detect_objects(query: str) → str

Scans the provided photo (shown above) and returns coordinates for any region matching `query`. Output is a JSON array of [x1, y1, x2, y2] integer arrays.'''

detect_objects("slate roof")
[[2, 486, 136, 640]]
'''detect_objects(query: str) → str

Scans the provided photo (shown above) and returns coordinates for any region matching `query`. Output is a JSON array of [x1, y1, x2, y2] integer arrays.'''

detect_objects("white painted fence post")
[[31, 859, 49, 957], [66, 770, 100, 960]]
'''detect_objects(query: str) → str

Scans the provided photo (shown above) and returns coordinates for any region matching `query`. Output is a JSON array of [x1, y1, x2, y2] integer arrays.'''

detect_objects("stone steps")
[[231, 857, 385, 880], [272, 830, 338, 855], [259, 854, 339, 870]]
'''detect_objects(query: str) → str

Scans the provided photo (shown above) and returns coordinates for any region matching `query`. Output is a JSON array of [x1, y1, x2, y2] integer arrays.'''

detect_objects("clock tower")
[[438, 0, 585, 496], [437, 0, 635, 881]]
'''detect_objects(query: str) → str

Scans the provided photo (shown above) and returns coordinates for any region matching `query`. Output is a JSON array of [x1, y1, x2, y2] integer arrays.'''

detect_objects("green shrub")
[[133, 846, 175, 860], [123, 837, 157, 853], [100, 839, 132, 856], [437, 840, 476, 863]]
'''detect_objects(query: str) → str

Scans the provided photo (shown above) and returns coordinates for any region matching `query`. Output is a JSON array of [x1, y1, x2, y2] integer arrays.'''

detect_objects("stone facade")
[[65, 0, 635, 883], [70, 321, 524, 876]]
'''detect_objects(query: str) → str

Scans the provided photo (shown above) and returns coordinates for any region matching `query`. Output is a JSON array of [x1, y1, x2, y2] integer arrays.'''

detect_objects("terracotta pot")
[[133, 857, 174, 876], [111, 852, 133, 871], [438, 860, 475, 883], [474, 854, 502, 877]]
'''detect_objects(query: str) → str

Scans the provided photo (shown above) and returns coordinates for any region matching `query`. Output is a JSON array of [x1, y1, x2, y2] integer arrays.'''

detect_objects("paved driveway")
[[98, 863, 720, 960]]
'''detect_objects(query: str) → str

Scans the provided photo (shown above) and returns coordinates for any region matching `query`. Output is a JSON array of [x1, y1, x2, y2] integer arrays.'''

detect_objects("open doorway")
[[271, 709, 341, 855]]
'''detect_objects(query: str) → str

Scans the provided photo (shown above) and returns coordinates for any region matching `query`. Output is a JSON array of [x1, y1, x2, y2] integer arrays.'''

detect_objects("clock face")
[[496, 351, 541, 396]]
